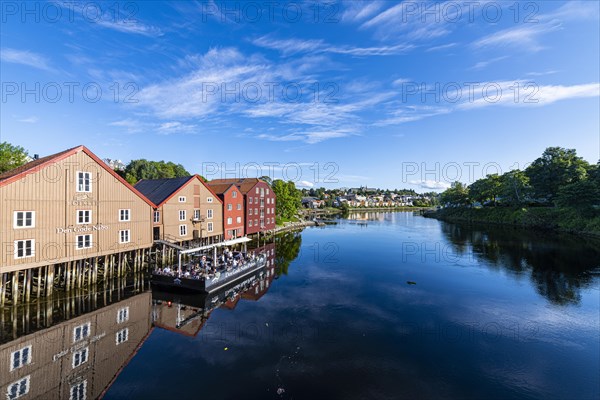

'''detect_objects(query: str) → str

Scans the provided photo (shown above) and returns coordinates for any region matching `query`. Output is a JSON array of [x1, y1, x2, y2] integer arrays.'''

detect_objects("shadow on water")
[[439, 221, 600, 305]]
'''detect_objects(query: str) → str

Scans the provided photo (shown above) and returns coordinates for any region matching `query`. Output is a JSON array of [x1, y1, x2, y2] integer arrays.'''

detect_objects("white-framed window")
[[207, 197, 213, 203], [267, 189, 270, 195], [179, 225, 187, 236], [117, 307, 129, 323], [237, 204, 241, 210], [179, 196, 186, 203], [116, 328, 129, 345], [76, 235, 92, 250], [207, 222, 213, 232], [77, 210, 91, 224], [232, 191, 237, 198], [6, 376, 29, 400], [119, 230, 130, 244], [266, 198, 270, 205], [255, 208, 258, 214], [249, 220, 253, 227], [70, 380, 87, 400], [194, 209, 201, 220], [227, 217, 232, 225], [249, 208, 253, 215], [72, 347, 89, 368], [77, 171, 91, 192], [255, 219, 258, 225], [260, 199, 264, 207], [73, 322, 91, 342], [13, 211, 35, 228], [10, 345, 31, 371], [227, 204, 232, 211], [261, 188, 264, 196], [179, 210, 186, 221], [153, 210, 160, 223], [249, 197, 253, 204], [119, 209, 130, 221], [14, 240, 34, 259], [206, 209, 213, 219], [256, 188, 259, 194], [236, 216, 241, 224]]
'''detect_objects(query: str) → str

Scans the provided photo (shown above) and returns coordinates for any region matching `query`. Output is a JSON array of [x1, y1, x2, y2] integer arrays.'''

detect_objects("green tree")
[[499, 170, 531, 206], [0, 142, 29, 174], [526, 147, 589, 205], [272, 179, 302, 221], [469, 174, 502, 206], [440, 182, 470, 207], [555, 179, 600, 214], [259, 176, 273, 185], [123, 159, 190, 184]]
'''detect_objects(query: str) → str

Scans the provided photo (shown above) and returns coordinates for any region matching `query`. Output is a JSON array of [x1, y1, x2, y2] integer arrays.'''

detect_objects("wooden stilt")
[[24, 270, 31, 303], [36, 267, 42, 298], [0, 273, 6, 307]]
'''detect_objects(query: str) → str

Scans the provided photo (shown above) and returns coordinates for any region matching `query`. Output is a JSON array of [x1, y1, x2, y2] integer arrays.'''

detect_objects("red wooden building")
[[205, 182, 245, 240], [208, 178, 276, 235]]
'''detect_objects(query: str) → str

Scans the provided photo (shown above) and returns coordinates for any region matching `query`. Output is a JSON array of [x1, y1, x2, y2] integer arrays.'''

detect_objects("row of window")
[[249, 207, 274, 215], [7, 375, 87, 400], [14, 209, 132, 229], [226, 217, 242, 225], [179, 223, 214, 236], [179, 209, 213, 221], [179, 196, 214, 203], [226, 203, 242, 211], [248, 217, 274, 227]]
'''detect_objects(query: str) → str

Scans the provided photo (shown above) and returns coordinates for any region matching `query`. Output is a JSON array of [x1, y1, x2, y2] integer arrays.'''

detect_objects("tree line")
[[440, 147, 600, 215]]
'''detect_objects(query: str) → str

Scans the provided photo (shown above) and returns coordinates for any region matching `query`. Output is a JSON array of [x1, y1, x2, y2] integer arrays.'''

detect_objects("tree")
[[0, 142, 29, 173], [555, 179, 600, 213], [469, 174, 502, 206], [272, 179, 302, 221], [259, 176, 272, 185], [440, 182, 470, 207], [526, 147, 589, 205], [123, 159, 190, 184], [499, 170, 531, 206]]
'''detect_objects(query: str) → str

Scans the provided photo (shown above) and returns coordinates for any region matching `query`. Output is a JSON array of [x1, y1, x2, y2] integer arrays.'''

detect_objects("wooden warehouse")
[[0, 145, 155, 304]]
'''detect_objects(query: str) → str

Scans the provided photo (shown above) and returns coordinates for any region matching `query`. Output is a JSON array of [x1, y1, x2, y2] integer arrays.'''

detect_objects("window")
[[77, 171, 91, 192], [6, 376, 29, 400], [249, 220, 253, 227], [254, 219, 258, 226], [267, 189, 270, 195], [119, 209, 130, 221], [70, 381, 87, 400], [206, 209, 213, 219], [227, 204, 232, 211], [249, 197, 253, 204], [77, 210, 91, 224], [236, 216, 241, 224], [266, 198, 270, 205], [207, 222, 213, 232], [194, 209, 201, 220], [261, 188, 264, 196], [207, 197, 213, 203], [179, 196, 186, 203], [256, 188, 259, 194], [179, 210, 186, 221], [237, 204, 241, 210], [76, 235, 92, 250], [119, 230, 130, 244], [255, 197, 258, 203], [232, 191, 237, 198], [14, 211, 35, 228], [72, 347, 89, 368], [227, 217, 232, 225], [117, 307, 129, 323], [14, 240, 34, 259], [153, 210, 160, 223], [10, 346, 31, 371], [116, 328, 129, 345], [260, 199, 264, 207], [179, 225, 187, 236], [73, 322, 91, 342], [255, 208, 258, 214]]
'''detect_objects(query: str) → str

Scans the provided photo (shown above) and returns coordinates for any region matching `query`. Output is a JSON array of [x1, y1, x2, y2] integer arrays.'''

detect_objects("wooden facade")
[[0, 291, 152, 400], [0, 146, 154, 304], [206, 183, 245, 240]]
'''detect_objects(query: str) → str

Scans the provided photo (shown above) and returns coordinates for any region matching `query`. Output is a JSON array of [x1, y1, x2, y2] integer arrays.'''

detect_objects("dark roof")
[[0, 146, 80, 182], [208, 178, 264, 194], [134, 176, 194, 206], [205, 182, 236, 195]]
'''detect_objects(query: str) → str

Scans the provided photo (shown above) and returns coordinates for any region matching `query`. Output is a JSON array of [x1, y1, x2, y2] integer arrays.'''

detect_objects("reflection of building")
[[242, 243, 276, 302], [0, 291, 152, 400]]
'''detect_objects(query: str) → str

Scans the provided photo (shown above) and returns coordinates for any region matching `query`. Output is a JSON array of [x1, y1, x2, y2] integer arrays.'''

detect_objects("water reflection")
[[440, 222, 600, 305]]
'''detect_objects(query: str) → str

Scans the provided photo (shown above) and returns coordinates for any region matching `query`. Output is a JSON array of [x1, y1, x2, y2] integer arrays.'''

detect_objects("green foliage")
[[440, 182, 470, 206], [0, 142, 29, 174], [272, 179, 302, 221], [555, 179, 600, 214], [469, 174, 502, 205], [123, 159, 190, 184], [499, 170, 531, 206], [525, 147, 589, 204]]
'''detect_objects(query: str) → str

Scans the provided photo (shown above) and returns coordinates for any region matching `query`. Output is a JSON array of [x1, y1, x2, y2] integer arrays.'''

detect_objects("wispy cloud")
[[426, 43, 458, 52], [341, 1, 386, 23], [16, 116, 39, 123], [473, 24, 561, 52], [96, 19, 163, 36], [252, 36, 413, 57], [0, 48, 54, 72], [410, 180, 451, 190], [470, 56, 508, 70]]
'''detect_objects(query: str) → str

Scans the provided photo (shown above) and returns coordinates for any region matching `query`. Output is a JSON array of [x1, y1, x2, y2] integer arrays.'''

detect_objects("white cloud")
[[96, 19, 163, 36], [0, 48, 54, 72], [470, 56, 508, 70], [410, 180, 451, 190], [341, 1, 386, 22], [426, 43, 458, 52], [297, 180, 314, 188], [17, 116, 39, 123], [473, 24, 561, 52]]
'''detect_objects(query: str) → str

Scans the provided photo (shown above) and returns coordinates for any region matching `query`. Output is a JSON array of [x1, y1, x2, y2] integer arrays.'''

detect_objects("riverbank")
[[424, 207, 600, 238]]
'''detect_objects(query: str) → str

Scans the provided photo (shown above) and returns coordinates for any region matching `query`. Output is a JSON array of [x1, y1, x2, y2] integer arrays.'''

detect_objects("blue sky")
[[1, 1, 599, 191]]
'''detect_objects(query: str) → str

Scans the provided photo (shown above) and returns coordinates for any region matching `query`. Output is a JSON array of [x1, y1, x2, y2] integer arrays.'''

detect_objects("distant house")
[[206, 182, 245, 240], [135, 175, 223, 245]]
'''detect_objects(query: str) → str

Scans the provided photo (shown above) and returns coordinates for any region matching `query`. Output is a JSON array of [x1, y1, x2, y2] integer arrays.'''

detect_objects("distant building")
[[206, 182, 245, 240], [103, 158, 126, 171]]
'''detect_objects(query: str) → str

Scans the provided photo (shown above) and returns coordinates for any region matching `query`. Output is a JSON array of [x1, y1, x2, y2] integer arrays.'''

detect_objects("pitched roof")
[[208, 178, 266, 194], [205, 182, 237, 195], [134, 176, 194, 206], [0, 145, 155, 207]]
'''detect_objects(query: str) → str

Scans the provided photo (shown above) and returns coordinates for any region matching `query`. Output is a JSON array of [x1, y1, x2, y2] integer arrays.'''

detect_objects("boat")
[[151, 237, 268, 293]]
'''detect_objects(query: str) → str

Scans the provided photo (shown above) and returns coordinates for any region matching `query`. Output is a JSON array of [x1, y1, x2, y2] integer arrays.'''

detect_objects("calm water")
[[3, 212, 600, 399]]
